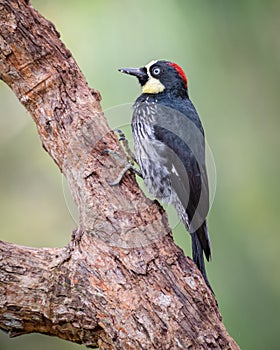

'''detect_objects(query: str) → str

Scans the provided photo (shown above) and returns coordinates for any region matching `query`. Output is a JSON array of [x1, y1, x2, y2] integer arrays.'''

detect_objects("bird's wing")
[[153, 103, 209, 232]]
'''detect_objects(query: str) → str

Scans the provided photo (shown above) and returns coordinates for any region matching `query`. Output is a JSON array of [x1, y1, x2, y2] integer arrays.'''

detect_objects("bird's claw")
[[102, 147, 142, 186], [113, 128, 137, 164]]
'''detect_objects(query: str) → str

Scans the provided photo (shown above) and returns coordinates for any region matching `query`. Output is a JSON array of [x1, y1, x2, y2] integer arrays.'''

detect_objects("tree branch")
[[0, 239, 102, 347], [0, 1, 240, 349]]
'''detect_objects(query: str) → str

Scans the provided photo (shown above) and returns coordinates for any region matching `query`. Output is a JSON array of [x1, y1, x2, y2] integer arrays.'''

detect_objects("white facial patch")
[[142, 60, 165, 94]]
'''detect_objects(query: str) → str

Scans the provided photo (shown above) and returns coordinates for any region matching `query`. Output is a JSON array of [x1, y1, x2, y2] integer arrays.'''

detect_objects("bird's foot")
[[102, 129, 142, 185], [114, 128, 137, 164], [102, 149, 142, 185]]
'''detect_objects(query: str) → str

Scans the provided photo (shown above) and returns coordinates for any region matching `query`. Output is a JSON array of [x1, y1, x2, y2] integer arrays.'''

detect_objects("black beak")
[[118, 67, 147, 80]]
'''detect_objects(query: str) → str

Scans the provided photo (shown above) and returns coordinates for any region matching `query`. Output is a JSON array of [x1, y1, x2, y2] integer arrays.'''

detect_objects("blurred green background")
[[1, 0, 280, 349]]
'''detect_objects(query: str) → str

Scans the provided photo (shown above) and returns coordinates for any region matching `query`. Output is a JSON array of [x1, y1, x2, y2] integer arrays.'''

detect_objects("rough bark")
[[0, 1, 240, 349]]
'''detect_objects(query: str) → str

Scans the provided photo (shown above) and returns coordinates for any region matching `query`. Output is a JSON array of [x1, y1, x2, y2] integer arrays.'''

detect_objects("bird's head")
[[119, 60, 188, 97]]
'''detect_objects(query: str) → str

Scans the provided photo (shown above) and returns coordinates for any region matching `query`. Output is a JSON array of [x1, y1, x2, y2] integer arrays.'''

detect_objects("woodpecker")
[[119, 60, 212, 291]]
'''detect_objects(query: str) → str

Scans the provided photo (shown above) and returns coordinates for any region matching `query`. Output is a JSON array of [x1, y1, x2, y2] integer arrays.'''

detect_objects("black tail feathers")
[[191, 222, 213, 293]]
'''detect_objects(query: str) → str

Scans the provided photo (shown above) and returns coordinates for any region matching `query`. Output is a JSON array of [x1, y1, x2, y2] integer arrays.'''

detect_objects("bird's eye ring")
[[152, 67, 161, 76]]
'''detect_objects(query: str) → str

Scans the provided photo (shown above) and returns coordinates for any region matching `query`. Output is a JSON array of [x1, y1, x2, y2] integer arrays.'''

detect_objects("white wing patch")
[[171, 164, 179, 176]]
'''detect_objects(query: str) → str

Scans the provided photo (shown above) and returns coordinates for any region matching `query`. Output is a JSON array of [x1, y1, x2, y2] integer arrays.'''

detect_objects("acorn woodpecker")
[[119, 60, 212, 291]]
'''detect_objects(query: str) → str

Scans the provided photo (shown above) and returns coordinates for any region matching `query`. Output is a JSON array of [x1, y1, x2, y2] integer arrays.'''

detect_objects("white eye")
[[152, 67, 161, 76]]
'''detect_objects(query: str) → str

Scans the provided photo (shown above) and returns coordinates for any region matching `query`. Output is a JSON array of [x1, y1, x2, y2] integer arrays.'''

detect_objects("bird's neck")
[[137, 88, 189, 104]]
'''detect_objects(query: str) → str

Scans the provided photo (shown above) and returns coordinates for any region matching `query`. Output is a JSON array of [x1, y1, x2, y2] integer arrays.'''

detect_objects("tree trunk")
[[0, 1, 240, 349]]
